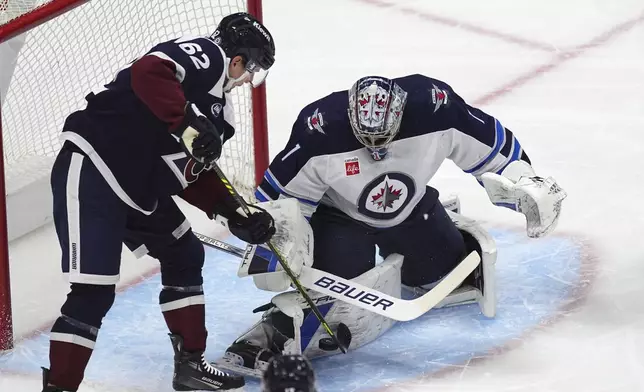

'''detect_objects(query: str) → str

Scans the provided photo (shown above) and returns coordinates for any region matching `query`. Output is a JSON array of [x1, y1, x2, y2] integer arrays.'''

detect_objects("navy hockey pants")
[[51, 144, 205, 288], [309, 187, 466, 287]]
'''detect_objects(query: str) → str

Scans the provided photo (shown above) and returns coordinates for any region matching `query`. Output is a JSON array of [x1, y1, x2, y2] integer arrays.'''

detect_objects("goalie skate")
[[215, 340, 275, 378]]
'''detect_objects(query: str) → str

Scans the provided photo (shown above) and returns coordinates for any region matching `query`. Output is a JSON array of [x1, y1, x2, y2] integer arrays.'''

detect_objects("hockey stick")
[[206, 163, 349, 353], [194, 231, 481, 322]]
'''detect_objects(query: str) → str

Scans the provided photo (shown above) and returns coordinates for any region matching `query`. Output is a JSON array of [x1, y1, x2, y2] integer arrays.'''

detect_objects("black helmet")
[[261, 355, 316, 392], [212, 12, 275, 72]]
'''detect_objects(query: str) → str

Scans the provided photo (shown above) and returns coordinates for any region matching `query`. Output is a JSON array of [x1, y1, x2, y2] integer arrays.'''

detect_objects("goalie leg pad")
[[434, 211, 497, 317], [217, 254, 403, 377]]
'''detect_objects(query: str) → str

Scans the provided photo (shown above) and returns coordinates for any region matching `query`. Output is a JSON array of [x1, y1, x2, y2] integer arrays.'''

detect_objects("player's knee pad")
[[158, 231, 205, 287], [60, 283, 116, 328]]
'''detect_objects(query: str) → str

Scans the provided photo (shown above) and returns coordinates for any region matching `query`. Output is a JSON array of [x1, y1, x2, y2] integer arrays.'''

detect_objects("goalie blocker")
[[214, 198, 496, 377]]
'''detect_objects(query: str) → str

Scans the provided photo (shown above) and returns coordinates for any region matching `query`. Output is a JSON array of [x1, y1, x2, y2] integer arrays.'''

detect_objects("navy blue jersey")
[[60, 36, 235, 213], [256, 74, 531, 228]]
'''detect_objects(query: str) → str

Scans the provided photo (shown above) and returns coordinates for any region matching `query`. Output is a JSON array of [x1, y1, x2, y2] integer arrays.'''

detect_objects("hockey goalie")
[[216, 74, 567, 378]]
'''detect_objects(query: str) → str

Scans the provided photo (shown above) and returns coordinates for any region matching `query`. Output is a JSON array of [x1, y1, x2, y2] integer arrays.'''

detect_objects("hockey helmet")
[[212, 12, 275, 88], [348, 76, 407, 160], [261, 354, 316, 392]]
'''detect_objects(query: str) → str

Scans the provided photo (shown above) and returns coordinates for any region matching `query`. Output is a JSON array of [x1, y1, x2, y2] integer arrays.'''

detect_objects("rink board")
[[0, 228, 589, 391]]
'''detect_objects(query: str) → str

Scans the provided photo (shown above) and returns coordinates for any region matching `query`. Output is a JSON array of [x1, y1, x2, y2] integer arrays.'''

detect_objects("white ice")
[[2, 0, 644, 390]]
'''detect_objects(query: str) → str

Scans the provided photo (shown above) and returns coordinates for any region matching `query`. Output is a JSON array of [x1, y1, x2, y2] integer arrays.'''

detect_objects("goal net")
[[0, 0, 268, 349]]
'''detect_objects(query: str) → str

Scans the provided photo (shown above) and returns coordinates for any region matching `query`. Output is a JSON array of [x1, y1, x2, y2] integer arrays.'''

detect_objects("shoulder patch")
[[305, 108, 326, 135], [431, 84, 449, 113]]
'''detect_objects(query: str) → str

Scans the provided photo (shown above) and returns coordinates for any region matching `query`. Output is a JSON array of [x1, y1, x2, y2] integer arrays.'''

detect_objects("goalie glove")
[[172, 102, 222, 165], [481, 160, 567, 238]]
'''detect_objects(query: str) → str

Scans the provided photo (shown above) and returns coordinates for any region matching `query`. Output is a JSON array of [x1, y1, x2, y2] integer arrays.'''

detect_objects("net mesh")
[[0, 1, 49, 25], [1, 0, 257, 197]]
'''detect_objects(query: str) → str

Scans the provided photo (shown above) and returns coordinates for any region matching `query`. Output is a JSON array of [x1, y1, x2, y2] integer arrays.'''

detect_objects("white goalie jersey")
[[255, 74, 532, 228]]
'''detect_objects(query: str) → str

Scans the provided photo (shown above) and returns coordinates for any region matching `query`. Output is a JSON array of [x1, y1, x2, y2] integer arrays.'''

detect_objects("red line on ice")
[[356, 0, 557, 52]]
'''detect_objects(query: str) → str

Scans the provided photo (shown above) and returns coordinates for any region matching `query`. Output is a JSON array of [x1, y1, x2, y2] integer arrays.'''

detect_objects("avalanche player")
[[42, 13, 276, 392], [217, 74, 567, 375]]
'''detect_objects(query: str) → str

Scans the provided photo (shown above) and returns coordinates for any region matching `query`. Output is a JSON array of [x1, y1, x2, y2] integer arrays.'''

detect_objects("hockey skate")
[[169, 334, 245, 391], [215, 305, 300, 378], [41, 367, 73, 392], [217, 340, 277, 378]]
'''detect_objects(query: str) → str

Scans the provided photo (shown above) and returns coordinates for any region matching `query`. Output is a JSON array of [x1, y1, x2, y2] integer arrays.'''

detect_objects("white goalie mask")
[[348, 76, 407, 160]]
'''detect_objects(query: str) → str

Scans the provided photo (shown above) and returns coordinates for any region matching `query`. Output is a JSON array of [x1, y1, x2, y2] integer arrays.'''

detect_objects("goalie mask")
[[348, 76, 407, 161], [212, 12, 275, 91]]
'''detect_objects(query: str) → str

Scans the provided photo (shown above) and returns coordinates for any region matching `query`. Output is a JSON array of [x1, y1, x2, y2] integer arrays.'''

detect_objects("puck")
[[318, 337, 338, 351]]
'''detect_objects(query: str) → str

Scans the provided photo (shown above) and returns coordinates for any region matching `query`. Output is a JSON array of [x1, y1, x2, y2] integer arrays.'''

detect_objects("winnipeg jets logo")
[[306, 108, 325, 134], [357, 172, 416, 219], [371, 180, 403, 211], [431, 84, 449, 113]]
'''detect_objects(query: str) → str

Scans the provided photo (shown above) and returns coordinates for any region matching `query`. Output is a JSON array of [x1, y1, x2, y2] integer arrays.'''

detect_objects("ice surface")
[[0, 232, 588, 391]]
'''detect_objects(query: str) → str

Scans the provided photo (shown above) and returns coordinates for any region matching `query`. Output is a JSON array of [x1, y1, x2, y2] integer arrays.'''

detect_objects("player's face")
[[228, 56, 269, 88]]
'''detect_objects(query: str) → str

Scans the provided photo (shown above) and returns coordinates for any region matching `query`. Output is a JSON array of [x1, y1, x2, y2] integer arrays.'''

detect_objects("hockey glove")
[[481, 160, 567, 238], [228, 205, 276, 244], [172, 103, 222, 165]]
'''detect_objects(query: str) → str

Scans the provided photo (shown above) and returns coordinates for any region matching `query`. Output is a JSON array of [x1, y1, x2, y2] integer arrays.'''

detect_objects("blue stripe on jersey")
[[509, 137, 522, 162], [300, 303, 334, 350], [264, 169, 282, 191], [465, 119, 506, 174], [258, 176, 280, 200], [497, 137, 523, 174], [264, 170, 320, 207], [255, 189, 269, 202]]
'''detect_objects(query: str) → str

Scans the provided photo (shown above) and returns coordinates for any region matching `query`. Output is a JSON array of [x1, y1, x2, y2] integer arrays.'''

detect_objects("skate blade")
[[213, 357, 264, 379]]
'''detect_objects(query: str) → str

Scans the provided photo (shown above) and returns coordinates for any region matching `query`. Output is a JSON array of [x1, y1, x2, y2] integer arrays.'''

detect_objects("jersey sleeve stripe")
[[464, 118, 506, 174], [147, 51, 186, 82], [258, 178, 280, 201], [496, 137, 523, 174], [498, 127, 514, 158], [264, 170, 320, 206], [255, 188, 270, 202]]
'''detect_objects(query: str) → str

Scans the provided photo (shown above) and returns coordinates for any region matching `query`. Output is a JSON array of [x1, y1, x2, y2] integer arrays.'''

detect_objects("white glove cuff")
[[500, 160, 536, 182]]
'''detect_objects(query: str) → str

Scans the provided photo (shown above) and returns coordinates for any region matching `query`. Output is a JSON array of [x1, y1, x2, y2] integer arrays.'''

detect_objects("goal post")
[[0, 0, 270, 350]]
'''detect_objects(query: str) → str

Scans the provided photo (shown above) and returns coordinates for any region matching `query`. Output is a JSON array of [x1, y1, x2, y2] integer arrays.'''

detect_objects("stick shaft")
[[208, 164, 347, 353]]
